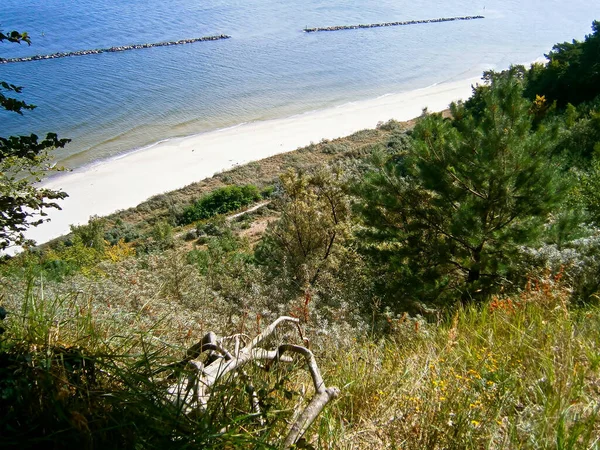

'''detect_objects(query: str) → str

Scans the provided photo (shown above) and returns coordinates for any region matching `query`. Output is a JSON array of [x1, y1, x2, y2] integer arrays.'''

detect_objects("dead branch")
[[160, 316, 339, 448]]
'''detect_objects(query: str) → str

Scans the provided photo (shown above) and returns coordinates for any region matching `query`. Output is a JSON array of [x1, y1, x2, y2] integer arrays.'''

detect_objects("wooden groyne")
[[0, 34, 231, 64], [303, 15, 485, 33]]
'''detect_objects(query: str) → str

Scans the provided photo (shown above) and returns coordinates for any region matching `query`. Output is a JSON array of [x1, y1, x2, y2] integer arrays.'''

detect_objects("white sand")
[[26, 76, 481, 245]]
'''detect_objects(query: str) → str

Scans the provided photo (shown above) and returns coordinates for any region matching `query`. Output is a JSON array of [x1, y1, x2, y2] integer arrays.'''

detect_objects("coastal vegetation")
[[524, 20, 600, 109], [355, 68, 566, 309], [0, 29, 70, 251], [1, 21, 600, 449], [179, 184, 263, 225]]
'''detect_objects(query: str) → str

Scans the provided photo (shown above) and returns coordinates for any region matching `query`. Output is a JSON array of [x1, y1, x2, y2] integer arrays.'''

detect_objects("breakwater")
[[303, 15, 484, 33], [0, 34, 231, 64]]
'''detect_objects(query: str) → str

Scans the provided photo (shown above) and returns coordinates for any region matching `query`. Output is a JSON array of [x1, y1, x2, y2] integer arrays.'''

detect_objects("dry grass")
[[2, 265, 598, 449], [313, 278, 600, 449]]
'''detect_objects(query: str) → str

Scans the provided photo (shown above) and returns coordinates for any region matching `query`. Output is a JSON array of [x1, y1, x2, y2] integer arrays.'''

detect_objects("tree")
[[524, 21, 600, 108], [256, 168, 351, 290], [0, 28, 70, 251], [356, 68, 566, 308]]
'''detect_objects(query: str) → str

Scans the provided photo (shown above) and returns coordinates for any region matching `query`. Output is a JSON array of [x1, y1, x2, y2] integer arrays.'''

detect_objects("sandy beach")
[[25, 76, 481, 246]]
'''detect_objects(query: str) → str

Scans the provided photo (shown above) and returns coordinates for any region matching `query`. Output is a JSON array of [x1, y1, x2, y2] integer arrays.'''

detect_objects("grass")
[[1, 272, 599, 448], [313, 278, 600, 449], [0, 276, 334, 449]]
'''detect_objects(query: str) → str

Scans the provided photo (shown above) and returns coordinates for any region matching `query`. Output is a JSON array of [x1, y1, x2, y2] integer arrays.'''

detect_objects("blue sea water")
[[1, 0, 599, 169]]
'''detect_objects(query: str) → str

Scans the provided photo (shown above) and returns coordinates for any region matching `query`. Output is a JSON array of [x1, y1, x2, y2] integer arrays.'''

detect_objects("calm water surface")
[[1, 0, 599, 168]]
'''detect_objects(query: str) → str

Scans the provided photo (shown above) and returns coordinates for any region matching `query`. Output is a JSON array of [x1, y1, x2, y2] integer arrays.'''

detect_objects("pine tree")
[[524, 21, 600, 108], [356, 68, 566, 307]]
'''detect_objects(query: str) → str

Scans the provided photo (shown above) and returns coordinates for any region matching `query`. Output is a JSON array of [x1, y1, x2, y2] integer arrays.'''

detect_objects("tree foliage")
[[0, 27, 70, 251], [552, 102, 600, 165], [579, 156, 600, 226], [256, 169, 352, 290], [356, 69, 566, 308], [524, 21, 600, 108]]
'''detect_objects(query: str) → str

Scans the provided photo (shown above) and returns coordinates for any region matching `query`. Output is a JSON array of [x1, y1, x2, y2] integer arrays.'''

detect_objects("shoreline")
[[26, 75, 482, 246]]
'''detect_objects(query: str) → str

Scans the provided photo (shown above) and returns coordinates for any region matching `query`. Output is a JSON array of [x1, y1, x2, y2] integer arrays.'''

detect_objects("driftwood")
[[161, 316, 339, 448]]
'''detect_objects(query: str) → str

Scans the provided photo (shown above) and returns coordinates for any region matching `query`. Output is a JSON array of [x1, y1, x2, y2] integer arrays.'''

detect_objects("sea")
[[1, 0, 599, 171]]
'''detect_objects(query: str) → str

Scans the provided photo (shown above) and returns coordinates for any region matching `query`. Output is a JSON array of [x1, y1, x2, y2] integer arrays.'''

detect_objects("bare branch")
[[282, 387, 340, 448], [245, 316, 300, 351], [162, 316, 337, 447], [276, 344, 325, 393]]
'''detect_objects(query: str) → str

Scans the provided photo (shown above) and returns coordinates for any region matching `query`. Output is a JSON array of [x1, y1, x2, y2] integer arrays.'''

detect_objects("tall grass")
[[314, 279, 600, 449], [0, 276, 330, 449], [1, 274, 599, 448]]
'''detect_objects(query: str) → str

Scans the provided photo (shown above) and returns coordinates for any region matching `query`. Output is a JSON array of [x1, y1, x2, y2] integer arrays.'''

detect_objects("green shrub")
[[151, 221, 174, 249], [69, 216, 107, 252], [196, 221, 224, 237], [260, 185, 276, 199], [376, 119, 404, 132], [321, 142, 351, 154], [104, 220, 140, 245], [179, 185, 261, 225]]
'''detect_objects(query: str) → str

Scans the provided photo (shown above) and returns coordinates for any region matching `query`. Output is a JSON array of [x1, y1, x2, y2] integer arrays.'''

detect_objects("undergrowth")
[[316, 277, 600, 449], [0, 280, 317, 449], [1, 274, 599, 448]]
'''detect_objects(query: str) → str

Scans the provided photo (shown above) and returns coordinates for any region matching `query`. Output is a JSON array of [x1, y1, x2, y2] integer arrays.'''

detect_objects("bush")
[[376, 119, 404, 132], [321, 142, 351, 154], [104, 220, 140, 245], [179, 185, 262, 225], [260, 185, 276, 199], [69, 216, 107, 252], [196, 221, 224, 237], [386, 131, 411, 153], [183, 229, 198, 241]]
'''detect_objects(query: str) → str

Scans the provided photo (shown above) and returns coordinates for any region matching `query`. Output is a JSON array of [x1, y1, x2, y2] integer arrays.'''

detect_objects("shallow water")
[[1, 0, 598, 169]]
